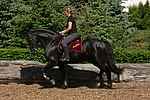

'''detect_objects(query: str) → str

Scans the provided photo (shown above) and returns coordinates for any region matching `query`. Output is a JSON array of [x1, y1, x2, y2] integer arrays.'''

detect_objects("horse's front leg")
[[42, 62, 55, 85], [58, 62, 68, 89]]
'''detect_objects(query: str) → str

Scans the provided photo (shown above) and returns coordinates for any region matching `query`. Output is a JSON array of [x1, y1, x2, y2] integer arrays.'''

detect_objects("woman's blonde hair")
[[64, 7, 75, 14]]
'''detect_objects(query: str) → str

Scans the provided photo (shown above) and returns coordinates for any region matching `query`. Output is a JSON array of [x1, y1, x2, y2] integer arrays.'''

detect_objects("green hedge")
[[114, 48, 150, 63], [0, 48, 149, 63], [0, 48, 46, 63]]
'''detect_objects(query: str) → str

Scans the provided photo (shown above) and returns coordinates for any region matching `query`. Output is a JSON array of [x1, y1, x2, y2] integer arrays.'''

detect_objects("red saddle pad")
[[69, 40, 84, 53]]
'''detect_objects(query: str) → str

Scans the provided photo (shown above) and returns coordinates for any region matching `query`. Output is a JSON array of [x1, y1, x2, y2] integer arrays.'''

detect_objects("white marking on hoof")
[[50, 79, 55, 85], [43, 73, 50, 81], [94, 82, 100, 88]]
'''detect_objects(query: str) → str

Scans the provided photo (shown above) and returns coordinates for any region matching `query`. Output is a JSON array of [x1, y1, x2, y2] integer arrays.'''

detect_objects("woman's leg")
[[61, 33, 79, 61]]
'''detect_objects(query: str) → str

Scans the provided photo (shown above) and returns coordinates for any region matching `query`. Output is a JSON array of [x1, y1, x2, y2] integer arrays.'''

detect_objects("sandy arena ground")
[[0, 82, 150, 100]]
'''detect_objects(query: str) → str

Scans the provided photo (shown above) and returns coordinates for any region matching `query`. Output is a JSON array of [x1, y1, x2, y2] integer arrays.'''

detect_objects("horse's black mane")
[[28, 28, 62, 39], [29, 28, 56, 34]]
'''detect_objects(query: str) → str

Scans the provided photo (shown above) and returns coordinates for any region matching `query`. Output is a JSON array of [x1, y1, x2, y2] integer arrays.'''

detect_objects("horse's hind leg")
[[93, 62, 106, 88], [96, 65, 112, 89], [95, 70, 106, 88], [93, 61, 112, 88], [104, 66, 112, 88]]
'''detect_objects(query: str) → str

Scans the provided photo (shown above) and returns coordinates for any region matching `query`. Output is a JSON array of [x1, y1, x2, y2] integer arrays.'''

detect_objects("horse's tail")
[[104, 40, 123, 82]]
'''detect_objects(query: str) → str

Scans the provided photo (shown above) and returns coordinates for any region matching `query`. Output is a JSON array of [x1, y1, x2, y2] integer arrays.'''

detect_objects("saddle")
[[58, 35, 84, 53]]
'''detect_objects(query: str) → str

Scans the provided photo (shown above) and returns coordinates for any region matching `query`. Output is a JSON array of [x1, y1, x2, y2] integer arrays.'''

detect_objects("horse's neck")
[[39, 37, 61, 48], [38, 38, 50, 47]]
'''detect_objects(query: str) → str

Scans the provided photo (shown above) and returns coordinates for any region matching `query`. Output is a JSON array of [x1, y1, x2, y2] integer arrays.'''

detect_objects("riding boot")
[[61, 45, 70, 61]]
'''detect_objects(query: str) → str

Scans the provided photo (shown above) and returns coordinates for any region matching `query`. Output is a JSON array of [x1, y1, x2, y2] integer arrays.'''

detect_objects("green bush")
[[0, 48, 46, 63], [0, 48, 149, 63], [114, 48, 150, 63], [126, 30, 150, 50]]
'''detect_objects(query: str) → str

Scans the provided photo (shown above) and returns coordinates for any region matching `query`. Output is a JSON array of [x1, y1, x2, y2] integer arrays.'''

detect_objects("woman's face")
[[64, 11, 70, 17]]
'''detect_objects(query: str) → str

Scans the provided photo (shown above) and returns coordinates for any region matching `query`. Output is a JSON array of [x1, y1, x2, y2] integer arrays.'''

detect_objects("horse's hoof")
[[50, 79, 55, 85], [99, 84, 107, 88], [61, 85, 68, 89], [94, 83, 101, 88], [102, 85, 112, 89], [60, 56, 70, 62]]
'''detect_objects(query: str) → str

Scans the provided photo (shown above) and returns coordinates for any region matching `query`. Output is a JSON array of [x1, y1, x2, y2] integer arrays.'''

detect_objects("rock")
[[118, 63, 150, 82], [0, 60, 45, 83], [0, 61, 150, 84]]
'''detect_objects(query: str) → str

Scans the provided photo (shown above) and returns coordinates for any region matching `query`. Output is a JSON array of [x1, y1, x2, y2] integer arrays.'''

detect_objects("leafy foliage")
[[129, 1, 150, 30], [0, 0, 149, 63], [115, 48, 150, 63], [76, 1, 111, 39], [0, 48, 149, 63], [126, 30, 150, 50], [0, 48, 46, 63], [0, 0, 68, 47], [0, 0, 136, 48]]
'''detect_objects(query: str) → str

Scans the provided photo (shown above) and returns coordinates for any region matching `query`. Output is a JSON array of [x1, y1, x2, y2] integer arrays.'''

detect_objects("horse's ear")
[[26, 33, 30, 42]]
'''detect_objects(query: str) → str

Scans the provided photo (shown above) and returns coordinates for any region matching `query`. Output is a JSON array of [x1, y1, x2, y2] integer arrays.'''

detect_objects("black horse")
[[27, 28, 123, 89]]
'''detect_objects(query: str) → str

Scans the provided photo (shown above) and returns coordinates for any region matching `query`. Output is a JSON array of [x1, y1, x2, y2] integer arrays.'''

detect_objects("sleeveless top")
[[66, 16, 77, 35]]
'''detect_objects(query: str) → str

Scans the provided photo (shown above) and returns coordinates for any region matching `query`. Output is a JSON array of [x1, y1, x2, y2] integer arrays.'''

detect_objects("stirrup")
[[60, 56, 70, 61], [63, 57, 70, 61]]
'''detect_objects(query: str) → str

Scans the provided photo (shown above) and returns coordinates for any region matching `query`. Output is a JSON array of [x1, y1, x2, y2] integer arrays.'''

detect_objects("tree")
[[0, 0, 69, 47], [105, 0, 136, 48], [129, 1, 150, 30], [76, 0, 135, 48], [76, 1, 112, 39], [0, 0, 19, 47], [0, 0, 136, 48]]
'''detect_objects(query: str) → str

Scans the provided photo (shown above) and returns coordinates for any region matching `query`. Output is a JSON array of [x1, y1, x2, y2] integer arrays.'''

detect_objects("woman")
[[59, 7, 79, 61]]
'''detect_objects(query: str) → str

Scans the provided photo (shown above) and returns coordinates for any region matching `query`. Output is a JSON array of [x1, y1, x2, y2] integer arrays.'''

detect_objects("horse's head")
[[27, 33, 39, 54], [27, 28, 63, 54]]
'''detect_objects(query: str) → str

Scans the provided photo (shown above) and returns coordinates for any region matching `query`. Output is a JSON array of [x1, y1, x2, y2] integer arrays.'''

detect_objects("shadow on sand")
[[20, 65, 98, 88]]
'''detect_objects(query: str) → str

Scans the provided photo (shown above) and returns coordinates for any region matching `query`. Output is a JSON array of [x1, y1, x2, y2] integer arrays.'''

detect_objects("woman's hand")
[[59, 30, 65, 35]]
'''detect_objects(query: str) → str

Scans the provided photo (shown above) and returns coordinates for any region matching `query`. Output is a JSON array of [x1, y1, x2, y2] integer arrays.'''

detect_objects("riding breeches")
[[61, 33, 79, 47]]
